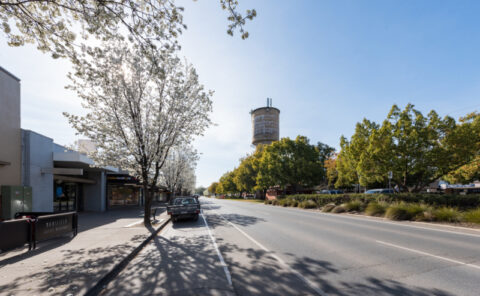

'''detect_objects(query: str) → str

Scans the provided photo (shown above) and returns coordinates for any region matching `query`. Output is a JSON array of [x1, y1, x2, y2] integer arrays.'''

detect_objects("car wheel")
[[193, 214, 199, 221]]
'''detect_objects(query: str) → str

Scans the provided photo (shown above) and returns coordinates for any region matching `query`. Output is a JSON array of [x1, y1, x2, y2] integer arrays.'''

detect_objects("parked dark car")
[[167, 197, 201, 222], [365, 188, 394, 194]]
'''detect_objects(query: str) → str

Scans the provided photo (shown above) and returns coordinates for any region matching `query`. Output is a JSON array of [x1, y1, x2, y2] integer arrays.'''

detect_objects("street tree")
[[257, 136, 323, 193], [64, 40, 212, 225], [234, 145, 265, 195], [176, 166, 196, 196], [0, 0, 256, 59], [443, 112, 480, 184], [335, 119, 378, 189], [362, 105, 480, 191], [195, 186, 207, 195], [324, 155, 338, 189], [208, 182, 219, 195], [316, 141, 335, 185], [160, 144, 198, 199], [217, 170, 238, 195]]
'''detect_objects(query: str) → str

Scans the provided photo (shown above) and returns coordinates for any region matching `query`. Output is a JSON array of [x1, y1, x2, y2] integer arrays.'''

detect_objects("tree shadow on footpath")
[[0, 234, 148, 296], [102, 234, 235, 296]]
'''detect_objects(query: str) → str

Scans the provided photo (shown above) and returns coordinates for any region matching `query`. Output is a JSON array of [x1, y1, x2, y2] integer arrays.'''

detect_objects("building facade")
[[1, 66, 127, 219], [0, 67, 22, 188]]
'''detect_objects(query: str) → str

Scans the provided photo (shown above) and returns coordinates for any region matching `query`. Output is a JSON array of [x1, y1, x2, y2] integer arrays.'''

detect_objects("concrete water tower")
[[251, 98, 280, 146]]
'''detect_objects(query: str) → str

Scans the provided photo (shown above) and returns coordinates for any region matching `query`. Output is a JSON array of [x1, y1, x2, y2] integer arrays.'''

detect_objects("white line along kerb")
[[376, 240, 480, 270], [201, 212, 233, 286], [218, 214, 327, 296]]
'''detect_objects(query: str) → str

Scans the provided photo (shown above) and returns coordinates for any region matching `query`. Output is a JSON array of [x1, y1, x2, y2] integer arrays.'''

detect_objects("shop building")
[[0, 67, 22, 188], [107, 174, 142, 207], [22, 130, 118, 213], [1, 66, 157, 219]]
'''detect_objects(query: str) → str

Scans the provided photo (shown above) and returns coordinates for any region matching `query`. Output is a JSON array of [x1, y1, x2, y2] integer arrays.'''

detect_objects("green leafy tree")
[[316, 142, 335, 185], [324, 156, 338, 188], [257, 136, 323, 193], [208, 182, 219, 195], [234, 145, 265, 195], [234, 156, 256, 194], [443, 112, 480, 184], [357, 105, 480, 192], [444, 156, 480, 184], [335, 119, 378, 188], [217, 170, 238, 194]]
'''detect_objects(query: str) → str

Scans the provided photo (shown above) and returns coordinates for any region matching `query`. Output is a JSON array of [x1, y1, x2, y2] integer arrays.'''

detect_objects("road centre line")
[[217, 213, 327, 296], [376, 240, 480, 270], [201, 212, 233, 286]]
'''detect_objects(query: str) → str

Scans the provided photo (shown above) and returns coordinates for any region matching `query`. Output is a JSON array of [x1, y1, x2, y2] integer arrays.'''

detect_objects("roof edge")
[[250, 106, 280, 114], [0, 66, 21, 82]]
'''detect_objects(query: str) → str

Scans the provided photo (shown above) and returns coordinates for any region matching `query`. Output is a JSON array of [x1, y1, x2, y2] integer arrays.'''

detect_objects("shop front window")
[[108, 185, 140, 206], [54, 182, 77, 212]]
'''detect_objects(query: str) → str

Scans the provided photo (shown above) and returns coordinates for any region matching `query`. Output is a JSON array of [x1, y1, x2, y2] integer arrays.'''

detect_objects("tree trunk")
[[143, 183, 152, 226]]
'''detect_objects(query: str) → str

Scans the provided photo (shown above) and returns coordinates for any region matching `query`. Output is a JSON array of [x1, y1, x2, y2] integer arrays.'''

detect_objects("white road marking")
[[376, 240, 480, 270], [201, 213, 233, 286], [218, 214, 327, 296], [123, 218, 164, 228]]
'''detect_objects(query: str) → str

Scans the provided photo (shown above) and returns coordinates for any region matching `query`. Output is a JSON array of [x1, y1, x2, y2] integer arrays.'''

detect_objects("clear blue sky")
[[2, 0, 480, 187]]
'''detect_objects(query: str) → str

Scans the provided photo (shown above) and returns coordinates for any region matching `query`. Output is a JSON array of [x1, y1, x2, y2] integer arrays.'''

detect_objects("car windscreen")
[[182, 198, 197, 205], [173, 198, 197, 205]]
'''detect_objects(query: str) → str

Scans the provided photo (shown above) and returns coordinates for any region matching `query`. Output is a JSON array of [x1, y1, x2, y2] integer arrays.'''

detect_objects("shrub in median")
[[344, 200, 364, 212], [289, 199, 299, 207], [365, 202, 387, 216], [464, 208, 480, 224], [279, 199, 290, 207], [298, 200, 317, 209], [280, 193, 480, 210], [322, 203, 336, 212], [331, 205, 346, 213], [385, 203, 428, 221], [432, 207, 461, 222]]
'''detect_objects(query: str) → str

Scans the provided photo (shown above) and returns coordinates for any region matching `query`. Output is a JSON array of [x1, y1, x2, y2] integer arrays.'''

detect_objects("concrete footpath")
[[0, 207, 169, 296]]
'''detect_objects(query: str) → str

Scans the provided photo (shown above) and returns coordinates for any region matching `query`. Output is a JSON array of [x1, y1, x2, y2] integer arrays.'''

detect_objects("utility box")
[[1, 186, 32, 220]]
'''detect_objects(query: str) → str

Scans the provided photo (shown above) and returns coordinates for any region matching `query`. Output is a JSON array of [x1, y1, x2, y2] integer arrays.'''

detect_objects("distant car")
[[319, 190, 343, 194], [365, 188, 394, 194]]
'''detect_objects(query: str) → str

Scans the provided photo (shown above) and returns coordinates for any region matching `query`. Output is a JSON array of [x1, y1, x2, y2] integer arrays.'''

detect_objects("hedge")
[[276, 193, 480, 210]]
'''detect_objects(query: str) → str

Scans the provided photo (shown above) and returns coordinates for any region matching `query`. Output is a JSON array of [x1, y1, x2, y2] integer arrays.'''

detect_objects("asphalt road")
[[105, 197, 480, 296]]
